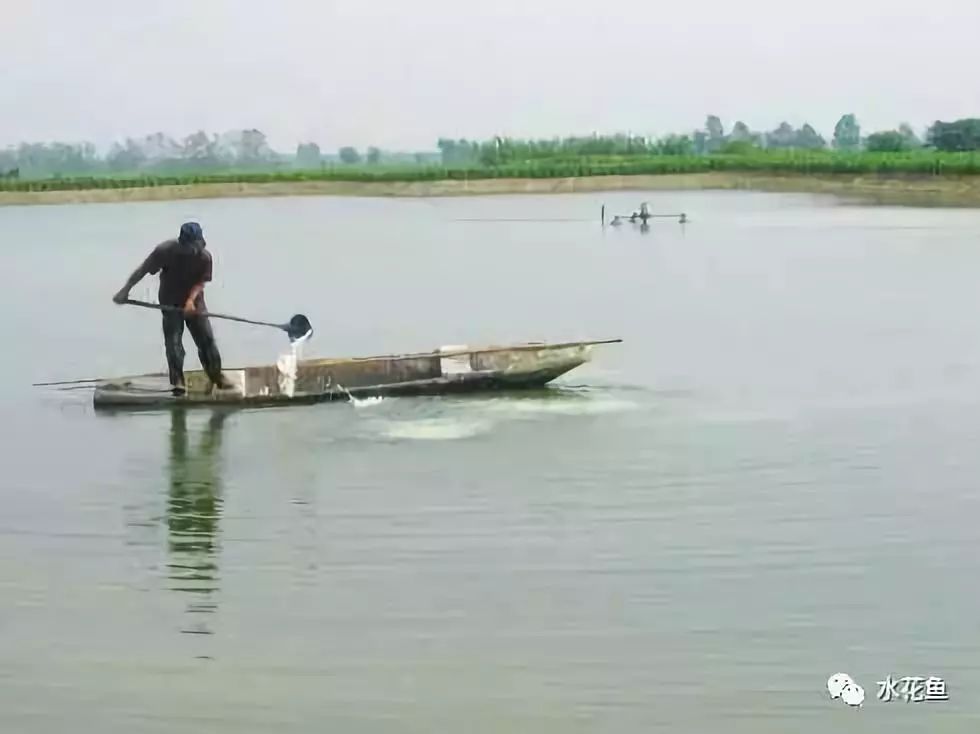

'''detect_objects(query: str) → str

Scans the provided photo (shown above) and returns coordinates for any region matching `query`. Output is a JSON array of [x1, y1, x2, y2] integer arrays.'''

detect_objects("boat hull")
[[92, 340, 617, 411]]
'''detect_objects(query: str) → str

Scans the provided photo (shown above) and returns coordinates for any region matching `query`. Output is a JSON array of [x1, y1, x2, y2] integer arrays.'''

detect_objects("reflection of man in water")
[[167, 409, 229, 635]]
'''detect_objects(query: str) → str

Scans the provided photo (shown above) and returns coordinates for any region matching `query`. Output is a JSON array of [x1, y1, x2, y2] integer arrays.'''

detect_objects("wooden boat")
[[92, 338, 622, 410]]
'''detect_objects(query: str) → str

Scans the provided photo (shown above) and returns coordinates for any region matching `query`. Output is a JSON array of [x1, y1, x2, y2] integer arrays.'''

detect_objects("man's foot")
[[172, 384, 187, 397], [211, 376, 241, 394]]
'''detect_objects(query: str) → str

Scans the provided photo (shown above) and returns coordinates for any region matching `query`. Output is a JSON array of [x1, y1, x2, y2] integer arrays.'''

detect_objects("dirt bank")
[[2, 172, 980, 207]]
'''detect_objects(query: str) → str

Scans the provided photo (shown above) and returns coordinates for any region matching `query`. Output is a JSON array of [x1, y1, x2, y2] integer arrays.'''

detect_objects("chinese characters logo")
[[877, 675, 948, 703], [828, 673, 948, 708]]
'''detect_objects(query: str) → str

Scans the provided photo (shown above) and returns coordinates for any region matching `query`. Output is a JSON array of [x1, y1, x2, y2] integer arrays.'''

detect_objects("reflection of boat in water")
[[92, 339, 623, 410]]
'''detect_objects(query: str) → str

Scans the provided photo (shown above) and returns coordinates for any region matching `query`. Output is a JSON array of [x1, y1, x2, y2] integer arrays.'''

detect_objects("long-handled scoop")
[[124, 299, 313, 342]]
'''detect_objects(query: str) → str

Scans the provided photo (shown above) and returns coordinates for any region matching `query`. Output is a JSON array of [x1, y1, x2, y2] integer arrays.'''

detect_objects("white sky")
[[3, 0, 979, 151]]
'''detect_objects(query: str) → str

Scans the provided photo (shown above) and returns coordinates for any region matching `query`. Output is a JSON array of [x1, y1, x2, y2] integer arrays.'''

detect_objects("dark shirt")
[[141, 239, 213, 307]]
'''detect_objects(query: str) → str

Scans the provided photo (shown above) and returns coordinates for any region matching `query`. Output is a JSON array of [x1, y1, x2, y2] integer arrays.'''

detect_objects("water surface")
[[2, 190, 979, 732]]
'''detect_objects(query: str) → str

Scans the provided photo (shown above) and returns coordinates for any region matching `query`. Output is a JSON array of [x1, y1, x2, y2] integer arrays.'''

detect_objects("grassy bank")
[[2, 151, 980, 207], [4, 171, 980, 208], [2, 151, 980, 193]]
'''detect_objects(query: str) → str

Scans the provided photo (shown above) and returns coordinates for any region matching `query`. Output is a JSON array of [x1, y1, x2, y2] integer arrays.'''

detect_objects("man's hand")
[[184, 282, 205, 316], [112, 289, 129, 304]]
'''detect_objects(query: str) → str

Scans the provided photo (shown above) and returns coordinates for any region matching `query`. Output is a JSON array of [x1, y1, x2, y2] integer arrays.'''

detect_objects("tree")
[[239, 129, 271, 162], [436, 138, 455, 164], [12, 141, 99, 176], [366, 146, 381, 165], [656, 134, 694, 155], [729, 121, 752, 142], [295, 142, 321, 168], [692, 130, 709, 155], [705, 115, 725, 152], [436, 138, 479, 165], [898, 123, 921, 148], [926, 119, 980, 152], [107, 138, 147, 171], [0, 148, 16, 174], [795, 123, 826, 150], [865, 130, 910, 152], [182, 130, 219, 163], [727, 121, 765, 148], [338, 146, 361, 164], [765, 122, 797, 149], [705, 115, 725, 139], [139, 132, 182, 163], [833, 114, 861, 150]]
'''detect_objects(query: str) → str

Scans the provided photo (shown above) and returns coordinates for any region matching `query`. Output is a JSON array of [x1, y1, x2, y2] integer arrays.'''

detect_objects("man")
[[113, 222, 234, 396]]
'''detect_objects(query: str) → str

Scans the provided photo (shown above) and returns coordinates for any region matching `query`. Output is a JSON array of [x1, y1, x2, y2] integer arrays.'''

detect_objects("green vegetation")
[[865, 131, 915, 153], [2, 114, 980, 193], [1, 151, 979, 193]]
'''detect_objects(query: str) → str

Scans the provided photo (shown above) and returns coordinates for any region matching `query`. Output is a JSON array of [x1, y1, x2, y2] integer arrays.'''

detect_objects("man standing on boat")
[[112, 222, 234, 396]]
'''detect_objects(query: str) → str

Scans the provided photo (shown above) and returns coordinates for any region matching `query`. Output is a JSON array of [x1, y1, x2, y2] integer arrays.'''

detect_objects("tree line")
[[4, 151, 979, 195], [0, 129, 439, 179], [2, 116, 980, 180], [437, 115, 980, 166]]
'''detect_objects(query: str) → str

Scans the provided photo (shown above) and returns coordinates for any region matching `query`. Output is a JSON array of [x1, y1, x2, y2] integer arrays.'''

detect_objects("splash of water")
[[276, 332, 311, 398], [481, 396, 639, 416], [382, 417, 490, 441], [352, 396, 384, 408], [332, 381, 384, 408]]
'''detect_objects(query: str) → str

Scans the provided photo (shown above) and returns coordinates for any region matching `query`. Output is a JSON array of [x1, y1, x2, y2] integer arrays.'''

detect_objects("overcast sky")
[[3, 0, 979, 152]]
